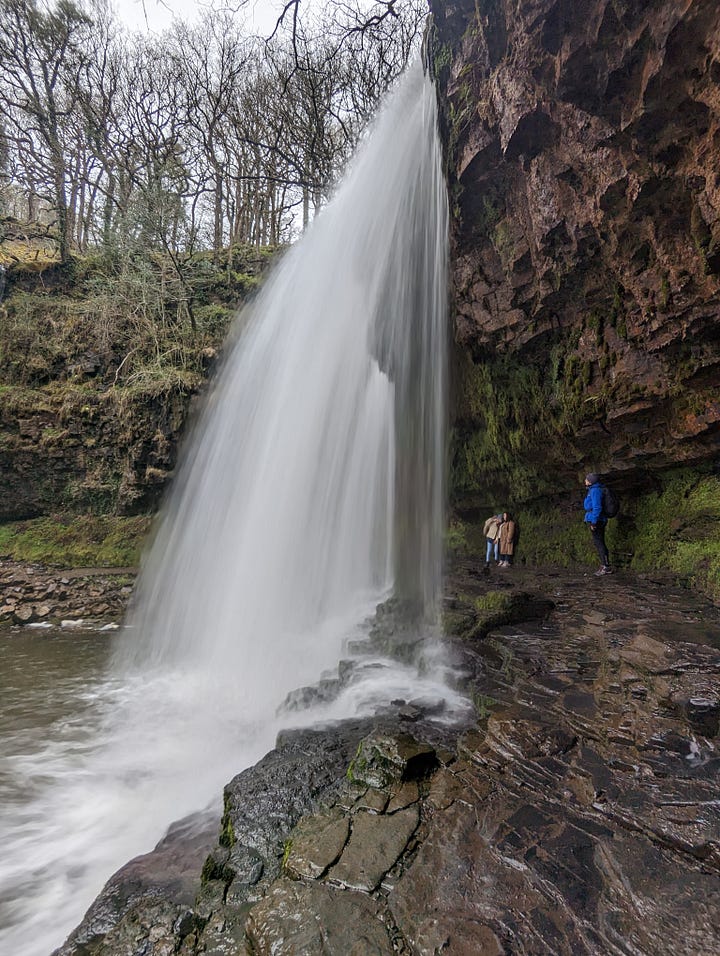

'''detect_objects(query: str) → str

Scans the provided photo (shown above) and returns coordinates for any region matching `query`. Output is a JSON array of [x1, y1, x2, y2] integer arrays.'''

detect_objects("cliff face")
[[0, 241, 269, 522], [0, 377, 191, 520], [429, 0, 720, 505]]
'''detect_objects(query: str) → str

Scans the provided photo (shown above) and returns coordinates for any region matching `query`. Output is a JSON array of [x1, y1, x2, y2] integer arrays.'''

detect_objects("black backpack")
[[601, 485, 620, 518]]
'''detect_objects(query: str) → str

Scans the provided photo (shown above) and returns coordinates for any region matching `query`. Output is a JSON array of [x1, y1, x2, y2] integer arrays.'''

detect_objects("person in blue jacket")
[[584, 473, 612, 575]]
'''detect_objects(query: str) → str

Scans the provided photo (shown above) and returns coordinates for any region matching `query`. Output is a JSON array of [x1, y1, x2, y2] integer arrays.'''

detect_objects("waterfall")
[[118, 55, 449, 689], [0, 57, 459, 956]]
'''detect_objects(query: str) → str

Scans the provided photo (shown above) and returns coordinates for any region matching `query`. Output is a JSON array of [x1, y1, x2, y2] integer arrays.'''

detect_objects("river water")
[[0, 612, 467, 956], [0, 59, 461, 954]]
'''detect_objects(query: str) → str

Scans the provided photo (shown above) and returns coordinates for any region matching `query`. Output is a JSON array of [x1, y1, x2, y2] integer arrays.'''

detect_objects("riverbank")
[[0, 559, 134, 626], [54, 557, 720, 955]]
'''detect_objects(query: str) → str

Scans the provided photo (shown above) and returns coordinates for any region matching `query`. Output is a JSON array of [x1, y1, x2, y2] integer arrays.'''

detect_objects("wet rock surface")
[[57, 564, 720, 955], [55, 813, 218, 956]]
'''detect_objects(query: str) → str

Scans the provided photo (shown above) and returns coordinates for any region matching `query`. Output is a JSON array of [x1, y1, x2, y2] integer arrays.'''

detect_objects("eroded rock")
[[348, 733, 438, 789], [429, 0, 720, 501], [284, 808, 350, 881], [56, 568, 720, 956], [245, 882, 394, 955], [328, 805, 419, 892]]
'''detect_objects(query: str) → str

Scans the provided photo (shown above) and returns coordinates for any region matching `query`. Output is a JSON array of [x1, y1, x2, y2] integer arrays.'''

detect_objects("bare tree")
[[0, 0, 427, 262], [170, 12, 251, 260], [0, 0, 91, 261]]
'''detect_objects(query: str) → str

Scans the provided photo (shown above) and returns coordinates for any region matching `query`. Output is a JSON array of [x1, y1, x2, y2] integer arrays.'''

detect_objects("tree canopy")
[[0, 0, 427, 261]]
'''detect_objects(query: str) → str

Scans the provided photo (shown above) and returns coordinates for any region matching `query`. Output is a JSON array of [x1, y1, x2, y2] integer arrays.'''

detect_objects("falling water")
[[0, 58, 462, 956], [121, 55, 449, 679]]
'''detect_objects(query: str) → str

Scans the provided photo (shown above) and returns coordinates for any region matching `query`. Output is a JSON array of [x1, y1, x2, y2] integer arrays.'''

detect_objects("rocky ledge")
[[0, 559, 133, 626], [55, 564, 720, 955]]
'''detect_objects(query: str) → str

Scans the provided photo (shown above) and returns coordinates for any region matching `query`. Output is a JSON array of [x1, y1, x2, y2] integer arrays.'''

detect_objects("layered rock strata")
[[0, 383, 192, 520], [429, 0, 720, 503]]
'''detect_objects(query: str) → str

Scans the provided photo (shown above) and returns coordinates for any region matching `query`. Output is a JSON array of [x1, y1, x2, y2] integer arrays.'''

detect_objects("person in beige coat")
[[483, 513, 503, 564], [498, 512, 516, 567]]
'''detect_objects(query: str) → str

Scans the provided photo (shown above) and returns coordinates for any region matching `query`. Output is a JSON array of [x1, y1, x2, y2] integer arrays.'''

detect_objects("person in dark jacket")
[[584, 473, 612, 575]]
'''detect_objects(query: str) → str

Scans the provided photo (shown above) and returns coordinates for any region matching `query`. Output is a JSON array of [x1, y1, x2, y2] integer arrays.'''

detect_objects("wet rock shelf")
[[55, 564, 720, 955]]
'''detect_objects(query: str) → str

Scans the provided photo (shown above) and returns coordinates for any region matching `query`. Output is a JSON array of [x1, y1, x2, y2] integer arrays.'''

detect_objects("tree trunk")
[[102, 172, 115, 251], [213, 168, 223, 263]]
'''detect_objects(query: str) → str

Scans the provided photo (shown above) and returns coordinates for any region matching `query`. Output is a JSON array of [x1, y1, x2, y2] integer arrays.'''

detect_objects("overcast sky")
[[110, 0, 286, 35]]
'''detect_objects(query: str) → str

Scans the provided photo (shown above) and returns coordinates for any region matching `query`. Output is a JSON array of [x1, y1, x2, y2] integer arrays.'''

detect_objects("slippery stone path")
[[55, 566, 720, 955]]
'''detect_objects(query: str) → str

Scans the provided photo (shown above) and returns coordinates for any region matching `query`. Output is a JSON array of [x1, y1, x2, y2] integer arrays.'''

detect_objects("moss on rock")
[[0, 514, 151, 567], [451, 343, 587, 505]]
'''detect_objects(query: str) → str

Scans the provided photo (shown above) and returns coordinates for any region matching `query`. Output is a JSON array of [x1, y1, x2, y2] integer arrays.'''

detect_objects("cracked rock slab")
[[328, 806, 419, 892], [245, 881, 394, 955], [283, 807, 350, 880]]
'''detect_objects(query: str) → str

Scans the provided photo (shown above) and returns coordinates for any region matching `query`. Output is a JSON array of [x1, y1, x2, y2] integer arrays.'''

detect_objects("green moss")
[[200, 854, 223, 887], [492, 219, 515, 270], [446, 80, 476, 167], [505, 508, 594, 568], [0, 515, 150, 566], [432, 41, 452, 78], [458, 467, 720, 601], [219, 791, 236, 848], [0, 236, 60, 269], [462, 185, 505, 243], [587, 311, 604, 344], [442, 606, 477, 636], [472, 692, 497, 720], [474, 591, 512, 612], [690, 204, 713, 274], [609, 283, 623, 323], [454, 589, 548, 642], [445, 518, 470, 556], [616, 469, 720, 599], [451, 343, 587, 502], [346, 741, 367, 783], [659, 274, 670, 309]]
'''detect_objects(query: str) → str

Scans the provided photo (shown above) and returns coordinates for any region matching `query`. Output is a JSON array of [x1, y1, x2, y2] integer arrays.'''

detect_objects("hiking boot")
[[595, 566, 613, 576]]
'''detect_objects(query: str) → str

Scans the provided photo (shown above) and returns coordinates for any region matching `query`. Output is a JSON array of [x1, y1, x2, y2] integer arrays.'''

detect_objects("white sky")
[[110, 0, 288, 35]]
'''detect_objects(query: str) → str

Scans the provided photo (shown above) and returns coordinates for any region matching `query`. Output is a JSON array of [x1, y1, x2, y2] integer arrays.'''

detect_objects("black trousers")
[[590, 522, 609, 567]]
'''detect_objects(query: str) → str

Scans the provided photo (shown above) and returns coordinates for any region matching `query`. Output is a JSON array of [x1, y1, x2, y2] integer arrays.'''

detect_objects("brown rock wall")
[[430, 0, 720, 495]]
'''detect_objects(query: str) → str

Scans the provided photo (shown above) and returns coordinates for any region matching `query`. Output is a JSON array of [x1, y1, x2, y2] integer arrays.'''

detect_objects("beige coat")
[[483, 516, 502, 541], [499, 520, 516, 555]]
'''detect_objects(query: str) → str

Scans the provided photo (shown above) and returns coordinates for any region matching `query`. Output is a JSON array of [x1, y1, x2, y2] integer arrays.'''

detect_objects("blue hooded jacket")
[[584, 482, 605, 524]]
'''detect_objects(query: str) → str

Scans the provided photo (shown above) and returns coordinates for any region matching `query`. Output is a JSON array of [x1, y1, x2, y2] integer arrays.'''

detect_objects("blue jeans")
[[486, 538, 499, 562]]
